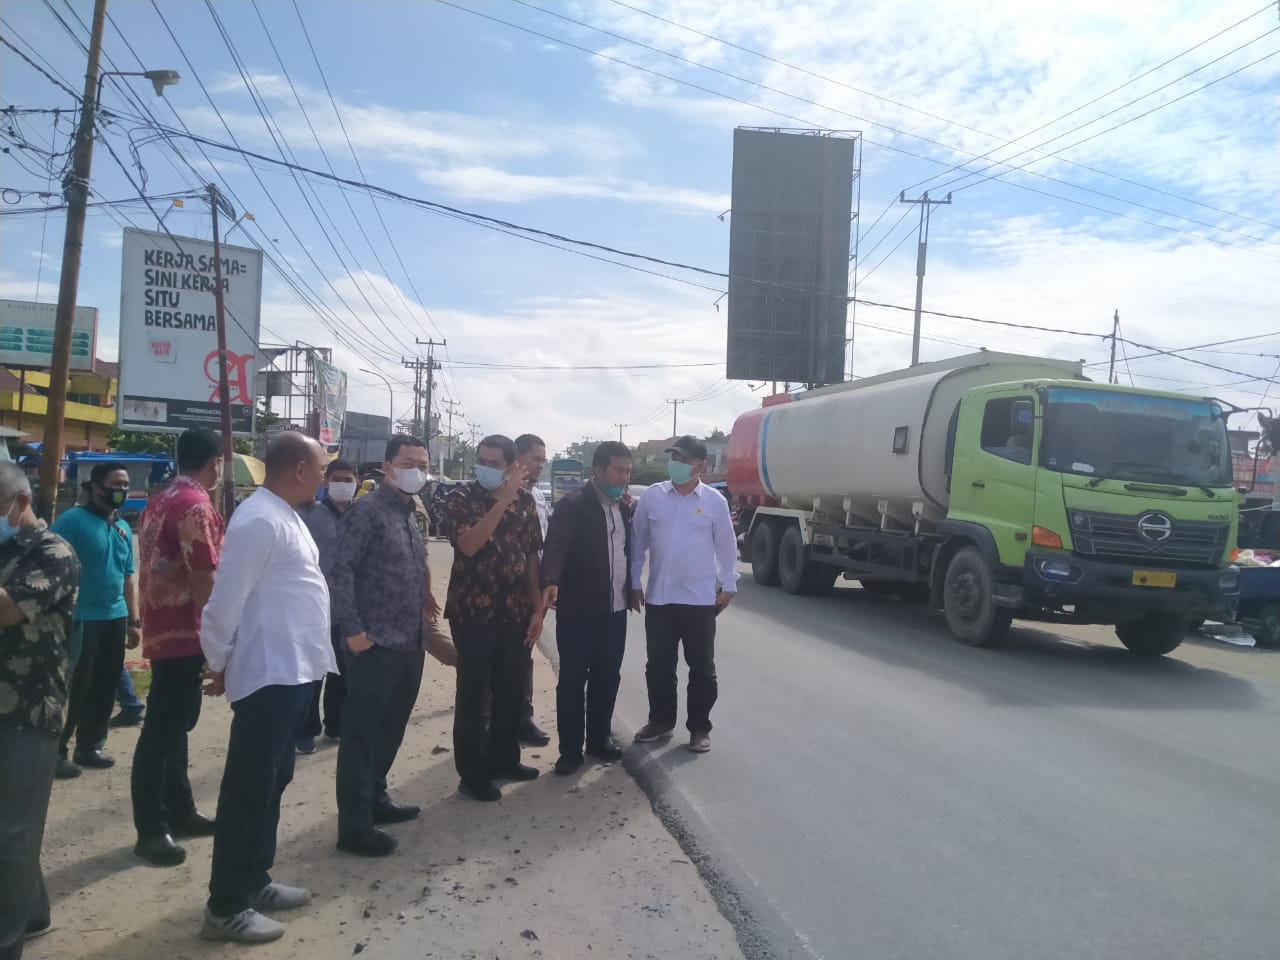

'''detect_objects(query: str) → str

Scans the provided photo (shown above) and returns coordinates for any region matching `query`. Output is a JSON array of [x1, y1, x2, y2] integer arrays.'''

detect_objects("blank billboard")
[[726, 129, 854, 384]]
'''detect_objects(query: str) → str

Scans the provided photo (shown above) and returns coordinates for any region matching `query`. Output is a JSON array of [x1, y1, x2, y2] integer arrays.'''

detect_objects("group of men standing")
[[0, 425, 739, 954]]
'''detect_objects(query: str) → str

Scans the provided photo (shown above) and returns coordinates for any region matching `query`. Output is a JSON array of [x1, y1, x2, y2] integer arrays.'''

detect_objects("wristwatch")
[[128, 619, 142, 628]]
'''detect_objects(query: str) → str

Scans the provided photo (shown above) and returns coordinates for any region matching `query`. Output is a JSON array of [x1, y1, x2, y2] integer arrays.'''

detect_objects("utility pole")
[[36, 0, 107, 520], [208, 184, 237, 519], [667, 399, 685, 438], [898, 191, 952, 367], [614, 422, 628, 443], [441, 397, 460, 478], [1106, 309, 1120, 385], [415, 338, 445, 460], [402, 354, 437, 448]]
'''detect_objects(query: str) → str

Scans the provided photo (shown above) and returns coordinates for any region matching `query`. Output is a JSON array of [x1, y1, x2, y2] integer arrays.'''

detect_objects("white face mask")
[[390, 466, 428, 495], [327, 480, 357, 503]]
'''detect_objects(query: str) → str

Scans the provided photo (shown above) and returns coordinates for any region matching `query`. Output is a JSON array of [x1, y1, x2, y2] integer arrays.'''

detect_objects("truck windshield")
[[1041, 387, 1231, 488]]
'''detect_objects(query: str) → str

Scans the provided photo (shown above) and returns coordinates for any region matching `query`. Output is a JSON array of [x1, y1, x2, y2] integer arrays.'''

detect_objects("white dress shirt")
[[200, 487, 337, 703], [593, 483, 629, 613], [630, 480, 740, 607], [530, 484, 549, 541]]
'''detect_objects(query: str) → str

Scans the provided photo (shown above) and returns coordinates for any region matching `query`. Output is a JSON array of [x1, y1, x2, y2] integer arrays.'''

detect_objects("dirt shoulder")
[[32, 556, 744, 960]]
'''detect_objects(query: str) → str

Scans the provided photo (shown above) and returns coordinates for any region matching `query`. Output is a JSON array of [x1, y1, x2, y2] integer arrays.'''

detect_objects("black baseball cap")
[[666, 435, 708, 461]]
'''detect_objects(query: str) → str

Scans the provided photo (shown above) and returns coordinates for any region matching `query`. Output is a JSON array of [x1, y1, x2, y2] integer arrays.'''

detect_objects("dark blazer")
[[540, 484, 633, 616]]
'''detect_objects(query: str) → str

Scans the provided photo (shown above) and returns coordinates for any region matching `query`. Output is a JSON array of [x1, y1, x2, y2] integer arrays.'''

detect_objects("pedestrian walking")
[[198, 432, 334, 944], [130, 428, 225, 867], [330, 436, 438, 858], [629, 436, 739, 753], [296, 458, 359, 754], [540, 441, 634, 775], [0, 462, 79, 958], [445, 435, 544, 801], [51, 461, 140, 778], [514, 433, 551, 747]]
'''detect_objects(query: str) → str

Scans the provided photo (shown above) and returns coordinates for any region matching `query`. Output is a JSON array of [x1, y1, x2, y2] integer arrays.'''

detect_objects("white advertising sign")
[[117, 228, 263, 434], [0, 299, 98, 371]]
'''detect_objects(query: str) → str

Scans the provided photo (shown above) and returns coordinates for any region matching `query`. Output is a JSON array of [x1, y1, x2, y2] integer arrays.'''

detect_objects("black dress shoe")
[[171, 812, 217, 838], [554, 755, 584, 776], [55, 756, 81, 779], [518, 721, 551, 746], [586, 739, 625, 762], [73, 749, 115, 770], [337, 828, 397, 857], [109, 709, 144, 728], [458, 778, 502, 802], [135, 834, 187, 867], [489, 763, 540, 782], [373, 800, 421, 825]]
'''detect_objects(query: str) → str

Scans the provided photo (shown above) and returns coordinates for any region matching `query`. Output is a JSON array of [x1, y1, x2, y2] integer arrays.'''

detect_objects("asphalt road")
[[607, 575, 1280, 960]]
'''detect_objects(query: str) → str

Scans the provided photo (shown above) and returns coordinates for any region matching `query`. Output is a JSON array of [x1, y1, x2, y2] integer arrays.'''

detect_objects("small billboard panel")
[[0, 299, 98, 371], [312, 354, 348, 446], [117, 228, 263, 434]]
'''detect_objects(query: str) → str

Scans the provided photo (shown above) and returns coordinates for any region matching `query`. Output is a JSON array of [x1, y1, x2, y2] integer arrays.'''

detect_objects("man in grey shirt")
[[329, 436, 439, 858], [296, 459, 359, 754]]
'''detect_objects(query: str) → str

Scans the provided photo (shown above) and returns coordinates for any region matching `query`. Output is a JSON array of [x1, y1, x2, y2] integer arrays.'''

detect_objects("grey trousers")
[[0, 728, 57, 960]]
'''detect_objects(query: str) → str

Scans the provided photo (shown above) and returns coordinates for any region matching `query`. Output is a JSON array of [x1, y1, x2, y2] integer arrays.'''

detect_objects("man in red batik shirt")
[[130, 429, 226, 868]]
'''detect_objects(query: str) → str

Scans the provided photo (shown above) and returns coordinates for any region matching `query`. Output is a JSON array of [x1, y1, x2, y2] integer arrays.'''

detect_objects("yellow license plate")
[[1132, 570, 1177, 588]]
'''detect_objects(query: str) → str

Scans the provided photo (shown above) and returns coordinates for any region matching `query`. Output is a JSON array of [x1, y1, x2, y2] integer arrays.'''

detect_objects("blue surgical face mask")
[[475, 465, 505, 491], [667, 460, 694, 485], [601, 483, 625, 501], [0, 502, 19, 545]]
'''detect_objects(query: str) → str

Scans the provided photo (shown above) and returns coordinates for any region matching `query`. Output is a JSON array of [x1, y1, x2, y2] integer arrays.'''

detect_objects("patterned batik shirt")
[[444, 483, 542, 626], [0, 522, 81, 734]]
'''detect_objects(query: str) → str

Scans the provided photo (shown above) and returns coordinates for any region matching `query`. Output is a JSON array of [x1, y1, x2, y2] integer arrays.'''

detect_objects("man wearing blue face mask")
[[444, 435, 544, 801], [51, 461, 141, 778], [630, 436, 739, 754], [329, 436, 439, 857]]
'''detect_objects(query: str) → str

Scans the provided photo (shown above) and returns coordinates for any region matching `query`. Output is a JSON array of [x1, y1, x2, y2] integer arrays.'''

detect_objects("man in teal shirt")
[[51, 462, 141, 778]]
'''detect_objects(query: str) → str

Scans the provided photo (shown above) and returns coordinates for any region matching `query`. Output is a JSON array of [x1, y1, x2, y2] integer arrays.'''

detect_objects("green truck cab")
[[945, 381, 1240, 654]]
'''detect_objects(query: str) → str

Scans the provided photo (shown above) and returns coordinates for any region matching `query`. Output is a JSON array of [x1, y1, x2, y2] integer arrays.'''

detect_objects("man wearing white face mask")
[[329, 436, 439, 857], [296, 459, 359, 755]]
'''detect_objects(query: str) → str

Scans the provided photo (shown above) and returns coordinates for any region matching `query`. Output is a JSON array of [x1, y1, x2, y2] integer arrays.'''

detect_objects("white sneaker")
[[689, 732, 711, 753], [200, 908, 285, 943], [250, 882, 313, 912]]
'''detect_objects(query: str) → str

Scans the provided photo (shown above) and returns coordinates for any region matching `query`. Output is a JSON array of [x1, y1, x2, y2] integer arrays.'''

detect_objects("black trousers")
[[59, 617, 127, 758], [207, 683, 312, 918], [555, 610, 627, 759], [0, 728, 56, 960], [301, 628, 347, 740], [130, 655, 204, 840], [335, 645, 424, 835], [451, 621, 530, 782], [644, 603, 718, 734]]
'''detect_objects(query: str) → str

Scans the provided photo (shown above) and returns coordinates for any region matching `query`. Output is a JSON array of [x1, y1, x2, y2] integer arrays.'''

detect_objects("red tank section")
[[726, 393, 792, 507]]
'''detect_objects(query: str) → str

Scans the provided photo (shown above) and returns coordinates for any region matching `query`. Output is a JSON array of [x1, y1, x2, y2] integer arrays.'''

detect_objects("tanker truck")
[[727, 351, 1241, 655]]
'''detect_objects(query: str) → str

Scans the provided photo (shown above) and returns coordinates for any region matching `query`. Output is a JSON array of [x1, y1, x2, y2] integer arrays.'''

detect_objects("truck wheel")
[[778, 525, 809, 594], [1115, 613, 1185, 656], [1254, 603, 1280, 649], [750, 523, 780, 587], [943, 547, 1013, 647]]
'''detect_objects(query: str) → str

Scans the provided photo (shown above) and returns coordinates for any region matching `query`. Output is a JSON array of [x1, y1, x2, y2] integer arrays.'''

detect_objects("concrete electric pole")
[[898, 191, 952, 368]]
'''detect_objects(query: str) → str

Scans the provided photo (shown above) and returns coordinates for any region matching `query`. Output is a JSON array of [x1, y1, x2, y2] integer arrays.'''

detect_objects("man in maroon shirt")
[[130, 429, 225, 867]]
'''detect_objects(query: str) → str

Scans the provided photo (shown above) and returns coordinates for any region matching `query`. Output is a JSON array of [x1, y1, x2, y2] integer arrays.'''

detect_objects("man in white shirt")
[[514, 433, 551, 748], [199, 432, 334, 945], [629, 436, 739, 753]]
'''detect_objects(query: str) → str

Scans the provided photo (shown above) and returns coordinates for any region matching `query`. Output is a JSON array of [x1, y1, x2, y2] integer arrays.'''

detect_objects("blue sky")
[[2, 0, 1278, 452]]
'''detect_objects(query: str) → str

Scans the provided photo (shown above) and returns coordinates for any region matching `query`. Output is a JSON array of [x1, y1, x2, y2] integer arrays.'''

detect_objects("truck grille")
[[1069, 510, 1229, 568]]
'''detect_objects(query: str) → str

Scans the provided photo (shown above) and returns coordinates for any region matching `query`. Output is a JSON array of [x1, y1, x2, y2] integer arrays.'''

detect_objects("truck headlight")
[[1219, 570, 1240, 592], [1035, 558, 1083, 583]]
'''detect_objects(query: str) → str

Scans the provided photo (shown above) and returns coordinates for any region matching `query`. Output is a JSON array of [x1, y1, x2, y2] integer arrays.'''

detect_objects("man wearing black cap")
[[629, 435, 739, 753]]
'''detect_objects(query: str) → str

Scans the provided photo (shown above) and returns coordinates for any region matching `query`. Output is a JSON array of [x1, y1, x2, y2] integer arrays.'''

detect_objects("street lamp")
[[358, 368, 395, 442], [36, 0, 184, 518], [96, 68, 181, 104]]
